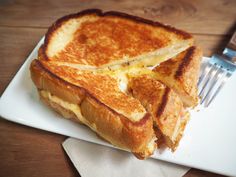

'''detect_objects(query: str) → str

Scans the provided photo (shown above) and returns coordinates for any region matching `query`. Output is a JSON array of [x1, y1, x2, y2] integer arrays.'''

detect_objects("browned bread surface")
[[129, 75, 189, 151], [80, 96, 156, 158], [42, 9, 194, 68], [33, 59, 146, 121], [30, 59, 156, 158], [153, 46, 202, 107]]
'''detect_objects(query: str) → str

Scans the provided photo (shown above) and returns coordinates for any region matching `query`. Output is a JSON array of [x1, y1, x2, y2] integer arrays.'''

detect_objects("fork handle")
[[223, 31, 236, 62]]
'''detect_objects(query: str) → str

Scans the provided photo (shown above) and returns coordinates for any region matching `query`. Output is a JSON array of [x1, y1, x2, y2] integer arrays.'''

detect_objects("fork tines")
[[198, 55, 236, 107]]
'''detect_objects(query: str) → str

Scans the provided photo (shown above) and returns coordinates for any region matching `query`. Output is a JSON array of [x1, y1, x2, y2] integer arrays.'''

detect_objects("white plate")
[[1, 38, 236, 176]]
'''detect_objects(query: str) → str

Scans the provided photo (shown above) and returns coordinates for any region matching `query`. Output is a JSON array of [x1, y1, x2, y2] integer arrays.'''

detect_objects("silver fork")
[[198, 31, 236, 107]]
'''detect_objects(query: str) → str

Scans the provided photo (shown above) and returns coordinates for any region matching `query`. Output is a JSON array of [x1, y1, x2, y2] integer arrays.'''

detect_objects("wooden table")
[[0, 0, 235, 176]]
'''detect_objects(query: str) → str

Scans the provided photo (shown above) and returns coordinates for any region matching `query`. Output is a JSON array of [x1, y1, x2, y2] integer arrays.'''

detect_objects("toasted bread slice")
[[30, 59, 156, 158], [153, 46, 202, 107], [129, 75, 189, 151], [41, 9, 193, 69]]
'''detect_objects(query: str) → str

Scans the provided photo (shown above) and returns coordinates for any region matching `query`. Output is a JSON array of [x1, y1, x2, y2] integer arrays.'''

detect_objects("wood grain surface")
[[0, 0, 235, 176]]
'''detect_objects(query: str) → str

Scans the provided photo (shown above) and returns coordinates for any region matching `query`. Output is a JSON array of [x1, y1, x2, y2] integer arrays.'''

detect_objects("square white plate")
[[1, 38, 236, 176]]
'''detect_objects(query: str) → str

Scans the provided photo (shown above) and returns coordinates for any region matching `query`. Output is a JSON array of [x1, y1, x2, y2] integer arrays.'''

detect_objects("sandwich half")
[[31, 59, 156, 159], [41, 9, 194, 70]]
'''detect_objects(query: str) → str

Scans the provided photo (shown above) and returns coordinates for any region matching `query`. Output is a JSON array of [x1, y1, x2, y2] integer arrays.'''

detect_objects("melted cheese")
[[40, 90, 156, 153], [40, 90, 88, 125]]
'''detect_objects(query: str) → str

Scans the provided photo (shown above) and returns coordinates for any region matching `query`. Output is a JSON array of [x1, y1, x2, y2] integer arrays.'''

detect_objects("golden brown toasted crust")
[[129, 75, 187, 151], [153, 46, 203, 107], [34, 59, 146, 121], [80, 96, 155, 156], [30, 59, 155, 157], [31, 59, 146, 122], [40, 91, 149, 151], [30, 59, 85, 104], [45, 9, 192, 49], [42, 9, 193, 67], [40, 90, 155, 158], [128, 75, 166, 120]]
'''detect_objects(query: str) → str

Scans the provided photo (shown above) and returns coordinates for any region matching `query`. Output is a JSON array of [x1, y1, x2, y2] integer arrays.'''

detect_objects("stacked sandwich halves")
[[30, 9, 202, 159]]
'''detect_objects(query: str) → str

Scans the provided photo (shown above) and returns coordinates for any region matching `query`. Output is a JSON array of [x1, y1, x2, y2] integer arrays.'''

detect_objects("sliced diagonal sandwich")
[[41, 9, 194, 69], [31, 59, 156, 159], [153, 46, 202, 107], [30, 9, 201, 159], [128, 75, 189, 151]]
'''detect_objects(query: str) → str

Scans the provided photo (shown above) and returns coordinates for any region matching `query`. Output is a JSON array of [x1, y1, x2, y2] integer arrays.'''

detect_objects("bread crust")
[[30, 59, 85, 104], [81, 96, 155, 155], [174, 47, 202, 102], [30, 59, 155, 157]]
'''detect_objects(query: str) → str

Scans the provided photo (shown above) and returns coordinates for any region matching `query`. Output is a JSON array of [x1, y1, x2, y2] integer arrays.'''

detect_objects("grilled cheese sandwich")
[[30, 9, 202, 159]]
